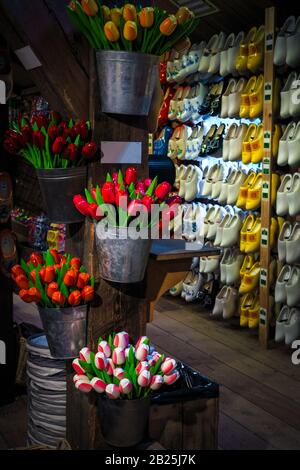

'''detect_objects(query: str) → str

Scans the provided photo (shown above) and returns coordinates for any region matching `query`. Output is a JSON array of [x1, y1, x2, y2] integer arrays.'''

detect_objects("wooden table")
[[147, 240, 221, 322]]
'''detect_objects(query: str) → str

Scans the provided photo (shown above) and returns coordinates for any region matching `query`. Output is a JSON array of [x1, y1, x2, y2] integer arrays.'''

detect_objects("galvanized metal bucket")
[[37, 305, 87, 359], [98, 397, 151, 447], [96, 50, 160, 116], [95, 224, 151, 283], [36, 167, 87, 224]]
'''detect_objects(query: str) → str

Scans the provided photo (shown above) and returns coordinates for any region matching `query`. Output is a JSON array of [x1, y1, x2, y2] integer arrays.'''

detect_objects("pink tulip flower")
[[152, 351, 162, 363], [164, 370, 180, 385], [95, 352, 108, 370], [135, 343, 149, 362], [137, 369, 151, 387], [106, 384, 120, 399], [98, 340, 111, 358], [90, 377, 106, 393], [112, 347, 126, 365], [73, 374, 89, 383], [119, 378, 133, 395], [114, 368, 125, 380], [79, 347, 91, 363], [113, 331, 129, 349], [75, 379, 93, 393], [106, 358, 115, 375], [72, 358, 85, 375], [135, 336, 149, 349], [161, 358, 177, 375], [136, 361, 149, 375], [150, 375, 164, 391]]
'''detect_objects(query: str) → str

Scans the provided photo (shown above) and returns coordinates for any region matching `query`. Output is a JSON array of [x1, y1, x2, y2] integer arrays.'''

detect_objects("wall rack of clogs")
[[151, 6, 300, 349]]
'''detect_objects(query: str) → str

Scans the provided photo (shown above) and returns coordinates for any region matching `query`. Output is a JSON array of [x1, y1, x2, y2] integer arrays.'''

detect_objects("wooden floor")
[[1, 295, 300, 450], [149, 296, 300, 451]]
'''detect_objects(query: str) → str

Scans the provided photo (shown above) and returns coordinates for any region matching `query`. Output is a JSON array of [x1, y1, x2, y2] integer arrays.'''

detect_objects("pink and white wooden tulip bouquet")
[[72, 331, 179, 399]]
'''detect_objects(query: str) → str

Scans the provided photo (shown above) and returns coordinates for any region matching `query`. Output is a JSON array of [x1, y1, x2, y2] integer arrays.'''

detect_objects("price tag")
[[264, 82, 272, 102], [264, 131, 271, 150], [260, 308, 267, 325], [265, 33, 274, 52], [263, 158, 270, 174], [261, 228, 269, 246], [260, 269, 267, 287], [262, 182, 269, 199], [148, 134, 153, 155]]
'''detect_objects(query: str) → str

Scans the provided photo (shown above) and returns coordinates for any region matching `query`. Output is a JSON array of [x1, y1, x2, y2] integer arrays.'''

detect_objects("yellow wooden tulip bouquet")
[[67, 1, 200, 55]]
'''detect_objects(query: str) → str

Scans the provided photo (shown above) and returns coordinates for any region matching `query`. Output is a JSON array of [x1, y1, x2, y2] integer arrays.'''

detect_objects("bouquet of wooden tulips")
[[67, 1, 200, 55], [11, 249, 95, 308], [3, 113, 98, 169], [73, 167, 182, 225], [72, 331, 179, 398]]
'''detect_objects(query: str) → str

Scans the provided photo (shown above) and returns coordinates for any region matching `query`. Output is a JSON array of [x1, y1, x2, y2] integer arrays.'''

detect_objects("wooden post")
[[259, 7, 276, 348]]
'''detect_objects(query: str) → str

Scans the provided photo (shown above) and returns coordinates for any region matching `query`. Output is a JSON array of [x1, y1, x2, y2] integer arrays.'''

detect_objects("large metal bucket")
[[37, 305, 87, 359], [36, 167, 87, 224], [96, 50, 160, 116], [95, 224, 151, 283], [98, 397, 150, 447]]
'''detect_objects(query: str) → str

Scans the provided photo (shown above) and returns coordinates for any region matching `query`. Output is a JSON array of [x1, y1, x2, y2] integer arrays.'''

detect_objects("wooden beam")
[[0, 0, 89, 119], [259, 6, 276, 348]]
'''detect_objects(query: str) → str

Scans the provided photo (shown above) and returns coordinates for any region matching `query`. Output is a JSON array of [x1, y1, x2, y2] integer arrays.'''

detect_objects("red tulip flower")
[[115, 189, 128, 207], [19, 289, 33, 303], [21, 125, 32, 144], [44, 266, 55, 283], [70, 257, 81, 270], [64, 269, 77, 287], [28, 287, 42, 303], [29, 252, 43, 267], [90, 377, 106, 393], [95, 352, 108, 370], [141, 195, 154, 212], [81, 285, 94, 302], [144, 178, 152, 188], [15, 274, 29, 290], [135, 182, 146, 196], [82, 142, 97, 159], [68, 290, 82, 306], [154, 182, 172, 200], [101, 182, 115, 204], [11, 265, 25, 278], [52, 136, 66, 154], [77, 272, 90, 289], [164, 370, 180, 385], [47, 282, 59, 298], [64, 143, 78, 161], [127, 199, 146, 217], [72, 358, 85, 375], [49, 249, 60, 264], [63, 127, 75, 141], [48, 124, 59, 141], [125, 167, 137, 186], [52, 291, 66, 306], [73, 195, 90, 216]]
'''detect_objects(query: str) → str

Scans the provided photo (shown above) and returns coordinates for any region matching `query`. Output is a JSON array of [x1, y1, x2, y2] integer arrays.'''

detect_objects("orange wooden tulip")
[[15, 274, 29, 290], [124, 20, 137, 41], [64, 270, 77, 287], [44, 266, 55, 284], [123, 4, 137, 22], [160, 15, 177, 36], [104, 21, 120, 42], [28, 287, 42, 303], [30, 270, 37, 284], [81, 0, 98, 17], [70, 257, 81, 270], [139, 7, 154, 28], [101, 5, 111, 21], [19, 289, 33, 303], [111, 7, 122, 27], [50, 249, 60, 264], [47, 282, 59, 299], [82, 285, 94, 302], [176, 6, 193, 24], [77, 272, 90, 290], [52, 291, 66, 306], [11, 265, 25, 278], [68, 290, 82, 307]]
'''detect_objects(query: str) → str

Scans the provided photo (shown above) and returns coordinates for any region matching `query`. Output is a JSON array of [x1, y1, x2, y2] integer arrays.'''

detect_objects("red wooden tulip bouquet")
[[11, 249, 95, 308], [72, 331, 179, 399], [73, 167, 182, 226], [67, 2, 200, 56], [3, 113, 98, 169]]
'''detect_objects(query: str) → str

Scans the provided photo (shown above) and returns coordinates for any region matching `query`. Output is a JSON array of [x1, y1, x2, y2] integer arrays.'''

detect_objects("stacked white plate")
[[26, 334, 66, 448]]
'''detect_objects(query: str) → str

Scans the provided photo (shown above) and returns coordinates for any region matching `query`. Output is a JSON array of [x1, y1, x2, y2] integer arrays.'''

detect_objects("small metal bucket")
[[95, 224, 151, 283], [96, 50, 160, 116], [36, 167, 87, 224], [37, 305, 87, 359], [98, 397, 151, 447]]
